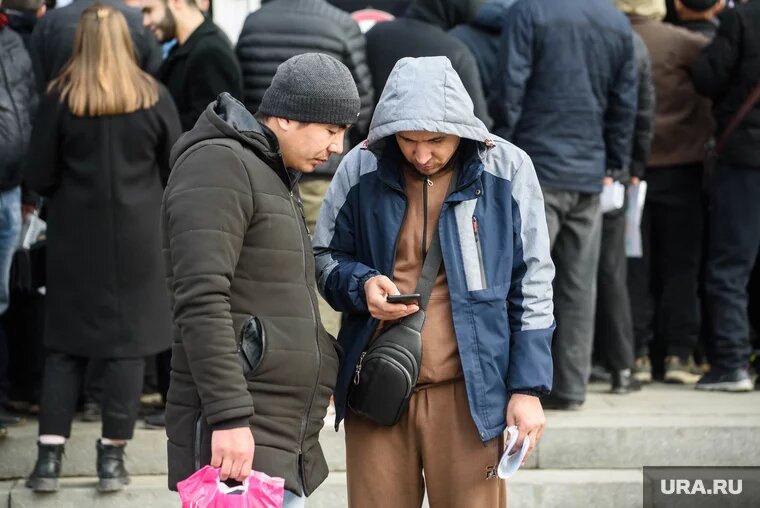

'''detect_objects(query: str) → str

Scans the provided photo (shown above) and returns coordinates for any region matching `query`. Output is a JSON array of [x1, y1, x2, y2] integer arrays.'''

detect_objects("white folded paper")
[[600, 181, 626, 214], [497, 426, 530, 479]]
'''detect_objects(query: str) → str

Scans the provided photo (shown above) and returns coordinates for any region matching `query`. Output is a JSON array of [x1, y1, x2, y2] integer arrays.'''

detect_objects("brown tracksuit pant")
[[345, 379, 506, 508]]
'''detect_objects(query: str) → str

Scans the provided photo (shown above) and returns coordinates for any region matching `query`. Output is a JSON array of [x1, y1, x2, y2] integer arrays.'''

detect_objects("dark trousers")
[[84, 359, 105, 406], [156, 348, 171, 404], [1, 292, 45, 404], [627, 165, 703, 360], [705, 165, 760, 371], [543, 188, 602, 403], [39, 351, 145, 439], [595, 209, 635, 371]]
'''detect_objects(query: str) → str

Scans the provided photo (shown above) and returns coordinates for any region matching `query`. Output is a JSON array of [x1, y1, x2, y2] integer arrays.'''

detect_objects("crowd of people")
[[0, 0, 758, 505]]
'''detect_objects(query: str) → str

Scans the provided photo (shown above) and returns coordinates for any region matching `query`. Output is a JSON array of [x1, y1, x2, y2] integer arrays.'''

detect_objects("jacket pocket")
[[455, 199, 487, 291], [472, 216, 487, 290], [239, 316, 266, 377]]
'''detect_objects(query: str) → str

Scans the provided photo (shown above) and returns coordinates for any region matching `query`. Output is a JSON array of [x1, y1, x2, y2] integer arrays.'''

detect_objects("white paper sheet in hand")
[[600, 181, 626, 213], [625, 181, 647, 258], [497, 426, 530, 479]]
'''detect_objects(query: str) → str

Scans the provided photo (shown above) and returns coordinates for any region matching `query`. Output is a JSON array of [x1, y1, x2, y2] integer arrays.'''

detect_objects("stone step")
[[2, 384, 757, 481], [0, 469, 644, 508]]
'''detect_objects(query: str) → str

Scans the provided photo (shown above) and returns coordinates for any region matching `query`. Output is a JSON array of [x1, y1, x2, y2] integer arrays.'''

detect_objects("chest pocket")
[[454, 198, 487, 291]]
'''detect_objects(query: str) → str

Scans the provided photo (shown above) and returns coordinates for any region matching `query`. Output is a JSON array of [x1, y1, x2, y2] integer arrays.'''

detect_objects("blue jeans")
[[0, 186, 21, 314], [282, 488, 305, 508], [282, 471, 305, 508], [0, 186, 21, 401]]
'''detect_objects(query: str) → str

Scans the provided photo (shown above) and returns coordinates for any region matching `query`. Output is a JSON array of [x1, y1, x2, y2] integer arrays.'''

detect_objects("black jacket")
[[630, 31, 655, 179], [449, 0, 515, 97], [235, 0, 374, 177], [692, 1, 760, 168], [4, 8, 36, 49], [162, 93, 340, 496], [0, 25, 36, 191], [25, 85, 181, 358], [28, 0, 162, 91], [158, 18, 242, 131], [365, 0, 492, 128], [675, 18, 718, 40]]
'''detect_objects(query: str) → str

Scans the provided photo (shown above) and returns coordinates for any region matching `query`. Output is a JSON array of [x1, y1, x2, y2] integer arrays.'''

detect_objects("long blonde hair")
[[49, 3, 158, 117]]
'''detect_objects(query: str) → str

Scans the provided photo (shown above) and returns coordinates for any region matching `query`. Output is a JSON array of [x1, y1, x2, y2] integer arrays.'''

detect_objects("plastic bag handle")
[[216, 477, 249, 495]]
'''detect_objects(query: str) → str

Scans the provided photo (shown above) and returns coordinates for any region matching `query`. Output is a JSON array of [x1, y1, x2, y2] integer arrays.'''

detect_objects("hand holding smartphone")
[[386, 293, 421, 305]]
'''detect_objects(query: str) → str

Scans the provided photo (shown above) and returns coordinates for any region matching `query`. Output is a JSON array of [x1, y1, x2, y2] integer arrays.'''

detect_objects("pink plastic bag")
[[177, 466, 285, 508]]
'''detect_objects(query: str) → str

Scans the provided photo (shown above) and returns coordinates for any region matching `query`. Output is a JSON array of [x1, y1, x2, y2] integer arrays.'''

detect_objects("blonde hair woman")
[[25, 3, 180, 493]]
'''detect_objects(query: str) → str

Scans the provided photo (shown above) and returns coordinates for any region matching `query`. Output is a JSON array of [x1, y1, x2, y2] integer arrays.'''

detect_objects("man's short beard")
[[158, 8, 177, 43]]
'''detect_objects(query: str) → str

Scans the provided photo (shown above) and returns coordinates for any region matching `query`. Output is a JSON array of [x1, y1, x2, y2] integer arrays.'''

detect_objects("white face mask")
[[497, 426, 530, 479]]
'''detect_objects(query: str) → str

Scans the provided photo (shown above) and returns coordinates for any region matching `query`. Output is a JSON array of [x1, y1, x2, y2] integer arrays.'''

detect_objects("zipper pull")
[[472, 216, 479, 236], [353, 352, 367, 385], [425, 177, 433, 187]]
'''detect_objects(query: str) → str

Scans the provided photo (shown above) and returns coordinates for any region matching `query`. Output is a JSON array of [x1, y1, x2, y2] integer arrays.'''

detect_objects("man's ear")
[[275, 117, 293, 132], [36, 4, 47, 18]]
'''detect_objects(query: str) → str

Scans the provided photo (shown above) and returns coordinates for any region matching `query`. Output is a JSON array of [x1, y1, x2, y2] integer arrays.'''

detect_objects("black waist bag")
[[348, 310, 425, 426], [346, 166, 453, 426]]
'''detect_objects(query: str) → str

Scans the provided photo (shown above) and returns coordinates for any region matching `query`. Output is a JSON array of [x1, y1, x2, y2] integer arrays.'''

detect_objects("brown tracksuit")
[[345, 159, 507, 508]]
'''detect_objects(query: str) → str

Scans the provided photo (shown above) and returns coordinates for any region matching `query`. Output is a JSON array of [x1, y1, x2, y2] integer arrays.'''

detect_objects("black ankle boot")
[[96, 439, 130, 492], [611, 369, 642, 394], [26, 441, 64, 492]]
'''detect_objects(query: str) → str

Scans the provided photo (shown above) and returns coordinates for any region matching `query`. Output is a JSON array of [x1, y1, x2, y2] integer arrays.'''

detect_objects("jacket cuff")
[[209, 417, 251, 432], [509, 389, 546, 398], [506, 326, 555, 395], [629, 161, 645, 179], [357, 270, 381, 306]]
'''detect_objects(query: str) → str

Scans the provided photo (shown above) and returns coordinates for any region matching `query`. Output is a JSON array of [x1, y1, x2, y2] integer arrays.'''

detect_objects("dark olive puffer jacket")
[[161, 93, 340, 496]]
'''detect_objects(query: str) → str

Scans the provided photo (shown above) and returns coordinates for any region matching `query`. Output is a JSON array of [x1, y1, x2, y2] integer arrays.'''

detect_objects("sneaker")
[[0, 407, 25, 426], [610, 369, 643, 394], [81, 402, 101, 422], [144, 409, 165, 429], [589, 364, 612, 383], [696, 368, 753, 392], [0, 423, 7, 439], [633, 356, 652, 384], [664, 356, 702, 384]]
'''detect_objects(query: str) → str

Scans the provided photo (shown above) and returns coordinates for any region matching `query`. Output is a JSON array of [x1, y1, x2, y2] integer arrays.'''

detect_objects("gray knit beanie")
[[258, 53, 361, 126]]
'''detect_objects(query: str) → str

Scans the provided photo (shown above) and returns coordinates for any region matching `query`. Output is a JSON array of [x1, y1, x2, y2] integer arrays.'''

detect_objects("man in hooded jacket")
[[162, 53, 356, 506], [314, 56, 554, 507]]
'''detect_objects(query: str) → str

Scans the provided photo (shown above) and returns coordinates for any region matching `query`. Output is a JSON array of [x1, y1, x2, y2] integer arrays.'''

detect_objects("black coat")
[[158, 18, 242, 131], [25, 85, 182, 358], [0, 26, 36, 191], [28, 0, 162, 92], [365, 0, 492, 129], [235, 0, 374, 177], [692, 0, 760, 168]]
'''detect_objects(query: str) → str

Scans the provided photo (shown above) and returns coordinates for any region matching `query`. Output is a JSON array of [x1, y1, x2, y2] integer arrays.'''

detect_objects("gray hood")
[[367, 56, 491, 155]]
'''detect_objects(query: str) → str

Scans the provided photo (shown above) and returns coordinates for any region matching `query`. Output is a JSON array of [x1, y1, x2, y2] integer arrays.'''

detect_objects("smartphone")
[[386, 293, 421, 305]]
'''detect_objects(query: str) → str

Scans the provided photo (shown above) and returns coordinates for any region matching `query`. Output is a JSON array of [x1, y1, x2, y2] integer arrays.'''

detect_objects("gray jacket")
[[162, 93, 340, 496], [0, 26, 36, 191]]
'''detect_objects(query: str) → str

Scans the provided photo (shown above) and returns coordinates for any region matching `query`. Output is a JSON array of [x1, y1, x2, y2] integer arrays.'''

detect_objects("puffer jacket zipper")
[[290, 190, 320, 495]]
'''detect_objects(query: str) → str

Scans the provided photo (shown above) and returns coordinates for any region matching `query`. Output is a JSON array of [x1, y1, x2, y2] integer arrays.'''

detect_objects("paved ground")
[[0, 381, 758, 507]]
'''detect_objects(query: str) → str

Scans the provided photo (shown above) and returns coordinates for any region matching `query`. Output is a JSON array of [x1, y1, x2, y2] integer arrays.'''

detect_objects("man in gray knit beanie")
[[256, 53, 361, 173], [259, 53, 361, 126], [161, 51, 361, 507]]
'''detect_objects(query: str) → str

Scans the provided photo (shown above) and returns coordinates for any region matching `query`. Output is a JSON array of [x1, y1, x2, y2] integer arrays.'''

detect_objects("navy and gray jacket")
[[313, 57, 555, 443], [489, 0, 637, 194]]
